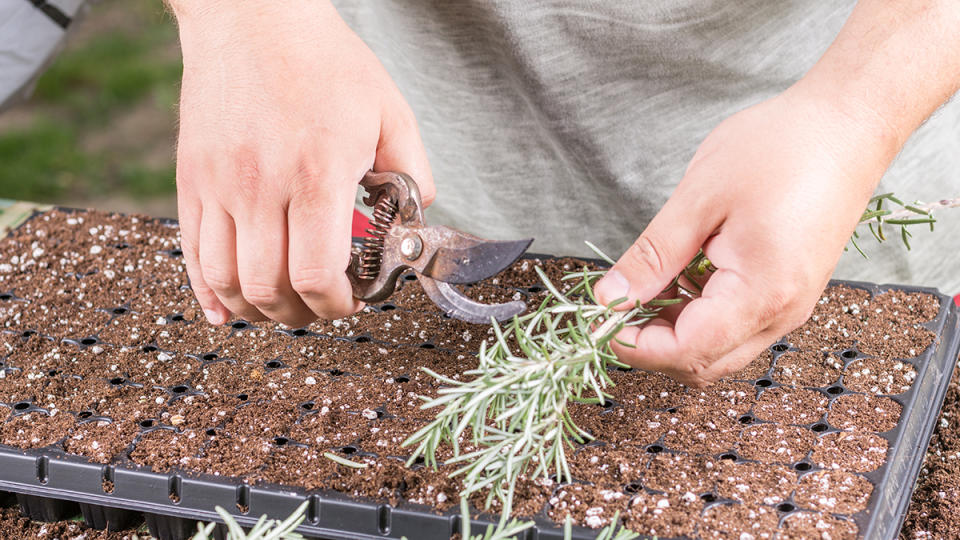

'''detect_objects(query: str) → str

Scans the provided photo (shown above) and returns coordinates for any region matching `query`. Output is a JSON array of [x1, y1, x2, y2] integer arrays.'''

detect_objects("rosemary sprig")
[[403, 251, 710, 524], [850, 194, 957, 256]]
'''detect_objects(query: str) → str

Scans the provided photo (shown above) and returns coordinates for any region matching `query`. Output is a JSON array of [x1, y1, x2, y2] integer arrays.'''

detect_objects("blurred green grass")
[[0, 0, 181, 204]]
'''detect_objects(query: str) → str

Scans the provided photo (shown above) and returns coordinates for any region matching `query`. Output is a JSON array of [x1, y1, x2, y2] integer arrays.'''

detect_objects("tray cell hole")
[[379, 304, 397, 311], [377, 504, 392, 535], [13, 402, 30, 411], [624, 481, 642, 494], [411, 455, 426, 467], [77, 411, 93, 419], [109, 377, 125, 386], [265, 360, 283, 369], [777, 502, 796, 513], [291, 328, 308, 337], [339, 445, 358, 455], [771, 343, 789, 353], [169, 249, 183, 258], [720, 453, 738, 461], [353, 336, 371, 343], [47, 369, 60, 377], [395, 375, 410, 383], [171, 385, 189, 394], [403, 274, 417, 282], [237, 393, 248, 401], [300, 402, 314, 411], [273, 437, 289, 447], [329, 369, 344, 377], [205, 428, 217, 437], [827, 385, 844, 396], [114, 243, 129, 250], [700, 493, 717, 503], [36, 456, 49, 484], [794, 462, 812, 472], [111, 307, 128, 315], [201, 353, 218, 362], [645, 444, 664, 454], [840, 349, 858, 359], [170, 314, 185, 322], [141, 345, 158, 353], [738, 415, 753, 425], [755, 378, 773, 388], [419, 342, 435, 350], [666, 407, 678, 414], [236, 485, 250, 514], [102, 466, 115, 494], [231, 321, 248, 330], [616, 366, 634, 372], [0, 293, 13, 301], [811, 423, 829, 433], [21, 330, 36, 338], [526, 285, 544, 293], [139, 419, 155, 429]]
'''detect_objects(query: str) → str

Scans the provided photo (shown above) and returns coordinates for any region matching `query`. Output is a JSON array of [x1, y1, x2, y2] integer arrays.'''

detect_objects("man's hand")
[[594, 90, 893, 386], [170, 0, 433, 327], [594, 0, 960, 387]]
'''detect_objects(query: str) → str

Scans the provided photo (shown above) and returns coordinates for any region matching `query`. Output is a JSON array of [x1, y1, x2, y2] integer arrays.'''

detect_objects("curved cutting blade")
[[420, 278, 527, 324], [422, 233, 533, 285]]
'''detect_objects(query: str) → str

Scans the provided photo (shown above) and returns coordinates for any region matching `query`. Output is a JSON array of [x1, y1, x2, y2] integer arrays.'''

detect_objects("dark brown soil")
[[779, 511, 858, 540], [793, 470, 873, 514], [829, 394, 902, 433], [0, 209, 950, 539]]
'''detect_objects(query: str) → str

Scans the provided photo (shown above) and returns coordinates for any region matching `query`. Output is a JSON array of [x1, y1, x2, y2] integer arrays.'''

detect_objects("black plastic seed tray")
[[0, 211, 958, 539]]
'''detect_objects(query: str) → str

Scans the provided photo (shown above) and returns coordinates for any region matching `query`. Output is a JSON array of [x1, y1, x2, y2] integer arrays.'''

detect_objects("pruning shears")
[[347, 171, 533, 324]]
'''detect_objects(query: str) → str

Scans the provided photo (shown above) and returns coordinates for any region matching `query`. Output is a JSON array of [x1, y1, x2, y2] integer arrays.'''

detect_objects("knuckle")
[[240, 281, 285, 310], [623, 235, 669, 277], [201, 264, 239, 293], [290, 266, 337, 297]]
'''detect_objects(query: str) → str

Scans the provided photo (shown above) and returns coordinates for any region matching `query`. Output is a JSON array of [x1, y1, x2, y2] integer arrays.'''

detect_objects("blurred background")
[[0, 0, 180, 217]]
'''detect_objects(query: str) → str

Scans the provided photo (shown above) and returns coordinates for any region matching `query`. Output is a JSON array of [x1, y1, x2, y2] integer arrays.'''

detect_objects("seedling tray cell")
[[0, 208, 957, 539]]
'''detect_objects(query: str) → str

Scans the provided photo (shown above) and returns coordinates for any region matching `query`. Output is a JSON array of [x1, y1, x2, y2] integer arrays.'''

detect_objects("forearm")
[[796, 0, 960, 160]]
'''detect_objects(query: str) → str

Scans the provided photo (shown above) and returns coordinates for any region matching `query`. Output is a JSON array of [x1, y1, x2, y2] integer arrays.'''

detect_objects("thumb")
[[595, 189, 721, 307], [374, 100, 436, 207]]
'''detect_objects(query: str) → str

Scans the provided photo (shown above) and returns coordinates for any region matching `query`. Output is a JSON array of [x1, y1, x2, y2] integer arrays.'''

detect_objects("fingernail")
[[204, 309, 225, 326], [595, 269, 630, 306]]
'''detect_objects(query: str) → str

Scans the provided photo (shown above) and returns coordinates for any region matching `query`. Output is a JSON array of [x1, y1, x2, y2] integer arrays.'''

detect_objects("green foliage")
[[0, 0, 180, 204]]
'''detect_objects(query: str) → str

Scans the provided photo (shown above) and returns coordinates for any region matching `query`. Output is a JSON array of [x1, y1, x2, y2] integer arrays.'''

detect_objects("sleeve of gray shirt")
[[0, 0, 89, 112]]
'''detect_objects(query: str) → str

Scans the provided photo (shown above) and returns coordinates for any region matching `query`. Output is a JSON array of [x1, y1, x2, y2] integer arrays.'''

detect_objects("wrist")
[[169, 0, 342, 60]]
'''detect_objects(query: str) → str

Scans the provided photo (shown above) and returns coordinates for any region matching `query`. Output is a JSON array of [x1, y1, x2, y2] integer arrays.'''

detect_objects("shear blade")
[[420, 279, 527, 324], [424, 236, 533, 285]]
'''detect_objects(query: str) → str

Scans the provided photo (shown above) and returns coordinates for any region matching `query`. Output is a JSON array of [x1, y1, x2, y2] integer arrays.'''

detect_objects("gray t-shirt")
[[333, 0, 960, 294]]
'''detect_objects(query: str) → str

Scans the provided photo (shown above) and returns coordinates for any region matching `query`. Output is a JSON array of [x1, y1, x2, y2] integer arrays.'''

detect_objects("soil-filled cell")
[[716, 461, 796, 506], [811, 431, 889, 473], [771, 350, 842, 387], [793, 469, 873, 514], [699, 503, 778, 540], [829, 394, 902, 433], [778, 511, 859, 540], [548, 483, 629, 529], [754, 387, 829, 424], [844, 356, 917, 395], [736, 423, 816, 464]]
